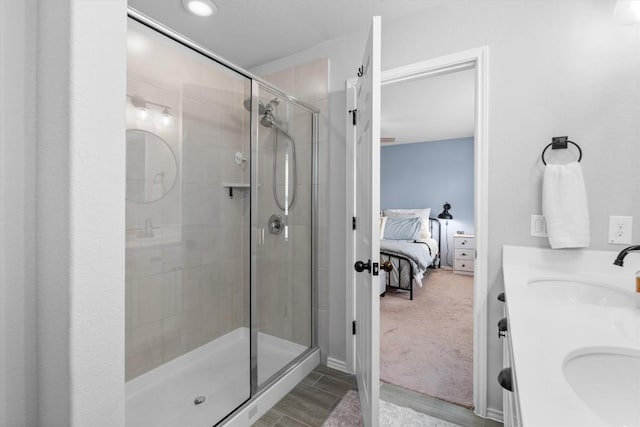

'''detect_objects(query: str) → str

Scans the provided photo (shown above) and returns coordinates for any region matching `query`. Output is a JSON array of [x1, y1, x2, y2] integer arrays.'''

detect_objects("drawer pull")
[[498, 367, 513, 392]]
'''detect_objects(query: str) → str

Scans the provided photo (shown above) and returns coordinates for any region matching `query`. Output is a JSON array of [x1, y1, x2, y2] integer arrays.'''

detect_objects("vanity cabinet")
[[500, 297, 522, 427]]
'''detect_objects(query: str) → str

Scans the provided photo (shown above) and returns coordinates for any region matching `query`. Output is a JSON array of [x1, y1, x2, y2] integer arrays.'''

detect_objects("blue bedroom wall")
[[380, 137, 474, 266]]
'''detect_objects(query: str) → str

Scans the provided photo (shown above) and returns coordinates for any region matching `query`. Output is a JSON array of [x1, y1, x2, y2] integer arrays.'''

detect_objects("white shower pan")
[[126, 328, 308, 427]]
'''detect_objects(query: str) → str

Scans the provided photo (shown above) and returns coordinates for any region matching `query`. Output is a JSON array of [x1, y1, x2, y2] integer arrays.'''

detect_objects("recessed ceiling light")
[[182, 0, 218, 17]]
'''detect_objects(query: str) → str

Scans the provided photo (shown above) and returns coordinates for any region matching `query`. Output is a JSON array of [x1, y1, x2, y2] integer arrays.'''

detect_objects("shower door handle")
[[257, 227, 265, 245]]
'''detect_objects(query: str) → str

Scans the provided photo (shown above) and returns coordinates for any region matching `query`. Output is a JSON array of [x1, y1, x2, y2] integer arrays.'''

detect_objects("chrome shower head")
[[260, 113, 275, 128], [243, 97, 280, 116], [243, 98, 266, 115]]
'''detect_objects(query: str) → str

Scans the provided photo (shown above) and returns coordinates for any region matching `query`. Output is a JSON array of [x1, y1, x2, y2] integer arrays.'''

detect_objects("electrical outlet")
[[530, 214, 548, 237], [608, 216, 632, 244]]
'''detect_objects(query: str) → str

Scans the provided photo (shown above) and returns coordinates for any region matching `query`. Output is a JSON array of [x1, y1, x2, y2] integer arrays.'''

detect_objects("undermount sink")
[[528, 279, 634, 308], [563, 347, 640, 426]]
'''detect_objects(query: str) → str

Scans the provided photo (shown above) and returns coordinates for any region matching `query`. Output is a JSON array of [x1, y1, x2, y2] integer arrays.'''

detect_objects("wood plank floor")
[[252, 366, 503, 427], [381, 382, 503, 427], [251, 365, 357, 427]]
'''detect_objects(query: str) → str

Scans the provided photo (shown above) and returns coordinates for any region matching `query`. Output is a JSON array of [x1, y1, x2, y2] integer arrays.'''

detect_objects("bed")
[[379, 210, 440, 300]]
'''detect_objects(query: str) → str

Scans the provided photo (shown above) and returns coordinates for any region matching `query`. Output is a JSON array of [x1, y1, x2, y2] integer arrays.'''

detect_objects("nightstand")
[[453, 234, 475, 275]]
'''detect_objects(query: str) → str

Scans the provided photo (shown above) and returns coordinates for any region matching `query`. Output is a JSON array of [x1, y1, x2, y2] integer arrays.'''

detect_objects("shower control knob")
[[268, 214, 285, 235], [354, 260, 371, 273]]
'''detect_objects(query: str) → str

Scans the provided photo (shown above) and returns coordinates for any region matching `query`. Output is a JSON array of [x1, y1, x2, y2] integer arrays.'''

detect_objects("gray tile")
[[273, 384, 337, 427], [274, 415, 313, 427], [273, 396, 330, 427], [251, 409, 282, 427], [301, 371, 322, 386], [311, 375, 356, 399], [483, 418, 504, 427], [327, 396, 343, 412], [313, 365, 354, 381], [380, 382, 488, 427], [289, 383, 339, 410], [256, 365, 500, 427]]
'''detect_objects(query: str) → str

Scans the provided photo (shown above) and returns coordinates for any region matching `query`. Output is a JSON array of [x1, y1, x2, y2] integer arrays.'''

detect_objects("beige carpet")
[[323, 390, 461, 427], [380, 269, 474, 408]]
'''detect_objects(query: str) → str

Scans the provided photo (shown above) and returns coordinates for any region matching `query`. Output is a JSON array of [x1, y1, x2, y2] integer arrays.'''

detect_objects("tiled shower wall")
[[125, 24, 327, 380], [259, 58, 330, 358], [125, 31, 250, 380], [255, 93, 314, 347]]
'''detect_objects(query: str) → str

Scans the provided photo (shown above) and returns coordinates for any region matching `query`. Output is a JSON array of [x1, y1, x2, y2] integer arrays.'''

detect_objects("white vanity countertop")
[[502, 245, 640, 427]]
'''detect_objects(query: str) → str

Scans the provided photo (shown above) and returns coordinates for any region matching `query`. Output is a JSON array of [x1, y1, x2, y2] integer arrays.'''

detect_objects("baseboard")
[[326, 357, 350, 374], [486, 407, 504, 423]]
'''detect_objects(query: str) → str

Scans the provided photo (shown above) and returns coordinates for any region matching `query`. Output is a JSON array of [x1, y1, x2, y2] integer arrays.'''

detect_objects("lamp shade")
[[437, 202, 453, 219]]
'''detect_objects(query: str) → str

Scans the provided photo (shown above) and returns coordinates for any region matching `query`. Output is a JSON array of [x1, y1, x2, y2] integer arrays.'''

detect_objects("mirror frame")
[[126, 128, 178, 204]]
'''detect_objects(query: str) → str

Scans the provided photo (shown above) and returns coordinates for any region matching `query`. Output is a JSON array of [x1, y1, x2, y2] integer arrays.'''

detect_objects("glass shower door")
[[252, 84, 315, 389], [125, 18, 251, 427]]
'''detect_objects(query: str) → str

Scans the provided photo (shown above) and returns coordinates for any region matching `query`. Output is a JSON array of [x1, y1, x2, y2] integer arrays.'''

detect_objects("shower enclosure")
[[125, 12, 318, 427]]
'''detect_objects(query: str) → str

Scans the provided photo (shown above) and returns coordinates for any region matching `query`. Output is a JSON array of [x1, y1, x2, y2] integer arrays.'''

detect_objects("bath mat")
[[323, 390, 461, 427]]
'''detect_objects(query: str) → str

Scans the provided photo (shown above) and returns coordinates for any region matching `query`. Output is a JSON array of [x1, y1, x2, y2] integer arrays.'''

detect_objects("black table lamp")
[[437, 202, 453, 268], [437, 202, 453, 220]]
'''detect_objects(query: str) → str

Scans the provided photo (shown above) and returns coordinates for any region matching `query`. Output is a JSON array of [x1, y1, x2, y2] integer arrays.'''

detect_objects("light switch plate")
[[530, 214, 548, 237], [608, 215, 632, 244]]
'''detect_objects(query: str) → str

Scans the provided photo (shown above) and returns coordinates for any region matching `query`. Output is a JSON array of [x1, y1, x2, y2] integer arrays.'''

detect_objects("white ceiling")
[[381, 68, 475, 145], [128, 0, 444, 69], [128, 0, 473, 143]]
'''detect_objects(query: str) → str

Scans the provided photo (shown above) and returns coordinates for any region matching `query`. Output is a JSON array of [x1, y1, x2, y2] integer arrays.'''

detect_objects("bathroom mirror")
[[126, 129, 178, 203]]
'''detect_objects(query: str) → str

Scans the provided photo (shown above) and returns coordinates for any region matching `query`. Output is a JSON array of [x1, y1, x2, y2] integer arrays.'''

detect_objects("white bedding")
[[379, 237, 438, 289]]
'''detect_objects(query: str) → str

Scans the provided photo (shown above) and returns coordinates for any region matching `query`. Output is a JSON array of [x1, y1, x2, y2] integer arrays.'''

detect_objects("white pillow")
[[382, 208, 432, 239], [380, 216, 388, 237]]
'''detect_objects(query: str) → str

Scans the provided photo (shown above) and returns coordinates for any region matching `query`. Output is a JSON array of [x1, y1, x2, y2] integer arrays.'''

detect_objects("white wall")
[[38, 1, 127, 424], [2, 0, 127, 425], [252, 0, 640, 414], [0, 1, 37, 425]]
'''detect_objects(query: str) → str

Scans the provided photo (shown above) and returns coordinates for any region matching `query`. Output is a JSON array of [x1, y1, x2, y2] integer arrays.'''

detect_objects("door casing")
[[345, 45, 491, 418]]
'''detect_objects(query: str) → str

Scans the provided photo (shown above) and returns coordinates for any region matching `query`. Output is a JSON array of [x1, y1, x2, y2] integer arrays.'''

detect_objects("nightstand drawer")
[[454, 237, 475, 249], [455, 248, 474, 260], [454, 259, 475, 272]]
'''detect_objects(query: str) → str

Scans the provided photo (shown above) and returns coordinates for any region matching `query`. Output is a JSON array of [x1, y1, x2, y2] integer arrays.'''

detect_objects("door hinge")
[[348, 109, 357, 126], [352, 320, 357, 335], [357, 65, 364, 77], [352, 216, 357, 230]]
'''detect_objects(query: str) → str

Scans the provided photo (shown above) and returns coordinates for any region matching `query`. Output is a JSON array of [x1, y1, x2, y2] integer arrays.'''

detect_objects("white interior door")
[[353, 16, 381, 427]]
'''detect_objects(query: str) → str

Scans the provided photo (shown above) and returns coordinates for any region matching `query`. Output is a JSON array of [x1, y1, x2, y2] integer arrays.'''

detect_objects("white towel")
[[542, 161, 590, 249]]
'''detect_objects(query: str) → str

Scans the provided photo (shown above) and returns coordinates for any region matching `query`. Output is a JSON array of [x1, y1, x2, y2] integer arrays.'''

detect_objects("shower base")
[[126, 327, 308, 427]]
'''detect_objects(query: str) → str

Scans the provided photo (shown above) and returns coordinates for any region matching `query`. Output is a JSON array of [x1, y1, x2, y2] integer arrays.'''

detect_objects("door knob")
[[354, 260, 371, 273]]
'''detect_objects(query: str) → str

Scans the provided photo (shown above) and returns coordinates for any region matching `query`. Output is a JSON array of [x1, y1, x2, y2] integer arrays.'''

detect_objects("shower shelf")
[[223, 182, 250, 198]]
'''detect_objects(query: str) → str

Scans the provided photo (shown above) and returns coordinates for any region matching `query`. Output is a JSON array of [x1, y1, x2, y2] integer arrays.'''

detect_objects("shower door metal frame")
[[250, 81, 319, 396], [127, 4, 320, 415]]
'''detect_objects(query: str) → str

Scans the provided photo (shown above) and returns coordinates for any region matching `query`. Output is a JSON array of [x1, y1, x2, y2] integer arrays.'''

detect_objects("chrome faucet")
[[613, 245, 640, 266], [137, 218, 155, 238]]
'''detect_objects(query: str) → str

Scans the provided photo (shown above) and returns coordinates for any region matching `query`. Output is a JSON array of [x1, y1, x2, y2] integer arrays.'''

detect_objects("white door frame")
[[345, 45, 490, 417]]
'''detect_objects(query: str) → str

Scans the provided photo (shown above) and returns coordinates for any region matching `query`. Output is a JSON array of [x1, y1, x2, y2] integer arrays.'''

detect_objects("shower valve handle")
[[354, 260, 371, 273]]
